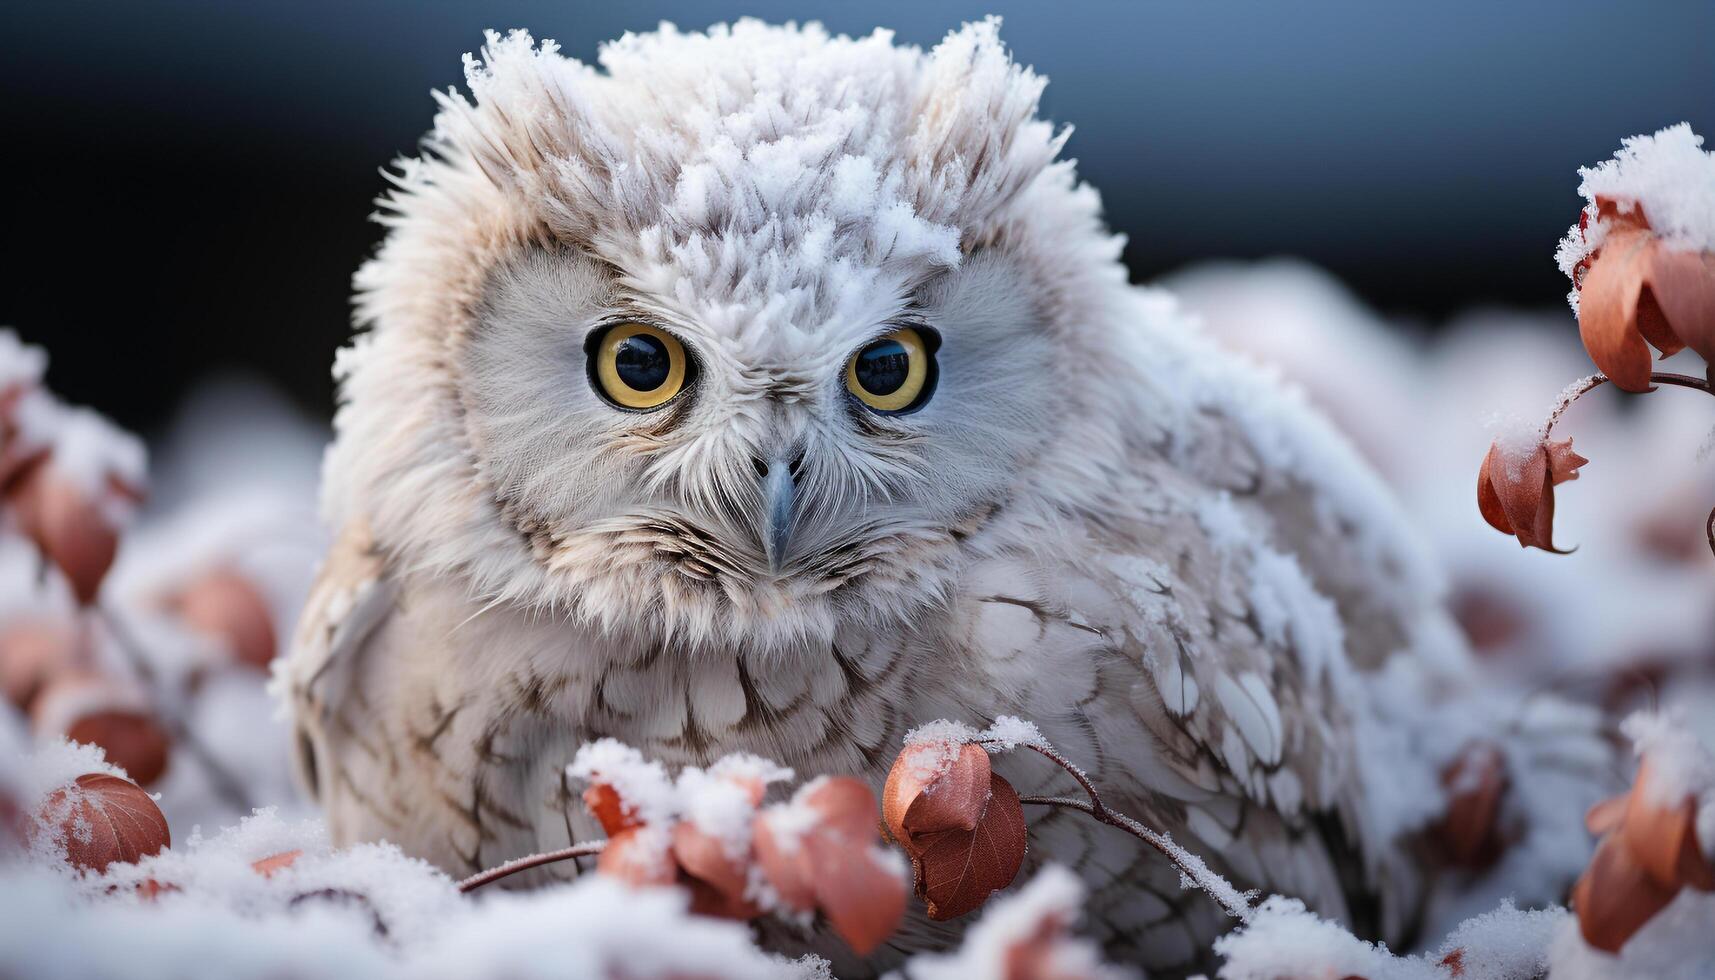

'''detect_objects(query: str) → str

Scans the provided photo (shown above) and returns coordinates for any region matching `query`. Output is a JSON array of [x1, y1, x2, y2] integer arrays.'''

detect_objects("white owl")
[[283, 20, 1605, 976]]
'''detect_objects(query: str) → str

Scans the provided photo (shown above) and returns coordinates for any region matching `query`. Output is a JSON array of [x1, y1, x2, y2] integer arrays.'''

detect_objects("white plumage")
[[283, 20, 1603, 976]]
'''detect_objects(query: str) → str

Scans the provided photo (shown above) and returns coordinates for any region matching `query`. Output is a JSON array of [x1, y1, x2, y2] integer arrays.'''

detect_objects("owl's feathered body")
[[284, 21, 1595, 976]]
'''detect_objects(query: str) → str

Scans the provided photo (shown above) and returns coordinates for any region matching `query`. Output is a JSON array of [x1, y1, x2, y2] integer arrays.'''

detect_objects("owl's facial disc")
[[459, 246, 1055, 640]]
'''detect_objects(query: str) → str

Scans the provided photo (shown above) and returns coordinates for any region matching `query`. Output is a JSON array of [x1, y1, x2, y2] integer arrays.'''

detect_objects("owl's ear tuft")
[[906, 17, 1071, 237], [428, 30, 627, 243]]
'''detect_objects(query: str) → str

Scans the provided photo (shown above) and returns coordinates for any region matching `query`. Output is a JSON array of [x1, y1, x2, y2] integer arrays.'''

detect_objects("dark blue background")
[[3, 1, 1710, 429]]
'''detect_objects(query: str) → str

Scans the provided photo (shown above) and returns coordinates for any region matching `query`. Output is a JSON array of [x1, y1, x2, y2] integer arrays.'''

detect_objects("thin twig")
[[991, 739, 1256, 919], [1549, 370, 1715, 560], [95, 605, 254, 813], [457, 841, 606, 893]]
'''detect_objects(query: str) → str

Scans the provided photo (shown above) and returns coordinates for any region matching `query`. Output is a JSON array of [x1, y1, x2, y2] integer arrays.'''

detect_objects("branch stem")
[[95, 606, 254, 813], [1548, 371, 1715, 561], [457, 841, 606, 893], [993, 739, 1255, 919]]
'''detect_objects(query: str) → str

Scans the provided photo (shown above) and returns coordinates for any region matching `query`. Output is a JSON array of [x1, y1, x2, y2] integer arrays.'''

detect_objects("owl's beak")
[[760, 455, 796, 573]]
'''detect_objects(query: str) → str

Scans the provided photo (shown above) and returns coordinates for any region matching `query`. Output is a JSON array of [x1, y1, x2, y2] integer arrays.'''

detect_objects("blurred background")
[[2, 0, 1710, 433]]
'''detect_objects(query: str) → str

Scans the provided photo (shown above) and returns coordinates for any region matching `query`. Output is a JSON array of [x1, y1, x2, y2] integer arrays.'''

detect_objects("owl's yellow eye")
[[845, 327, 938, 414], [589, 322, 691, 411]]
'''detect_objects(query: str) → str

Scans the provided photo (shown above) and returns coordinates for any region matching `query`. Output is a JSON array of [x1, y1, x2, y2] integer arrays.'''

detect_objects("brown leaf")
[[5, 461, 132, 605], [884, 741, 990, 852], [1575, 200, 1715, 392], [1476, 438, 1586, 553], [64, 710, 171, 788], [1585, 794, 1627, 836], [803, 776, 882, 842], [0, 619, 80, 710], [916, 773, 1028, 920], [1619, 760, 1715, 893], [595, 826, 678, 887], [671, 821, 756, 919], [1434, 743, 1508, 869], [1648, 245, 1715, 367], [808, 834, 907, 956], [751, 808, 815, 914], [1572, 832, 1679, 953], [33, 772, 170, 873], [1580, 227, 1680, 392], [252, 850, 302, 878], [31, 669, 169, 786], [169, 568, 276, 671], [583, 782, 641, 837]]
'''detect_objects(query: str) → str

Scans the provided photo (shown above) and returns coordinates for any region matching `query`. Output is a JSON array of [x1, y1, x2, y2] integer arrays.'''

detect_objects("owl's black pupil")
[[854, 339, 910, 396], [613, 333, 671, 391]]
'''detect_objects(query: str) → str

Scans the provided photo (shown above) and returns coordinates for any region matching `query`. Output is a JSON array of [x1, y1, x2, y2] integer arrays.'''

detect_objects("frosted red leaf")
[[1572, 756, 1715, 953], [252, 849, 302, 878], [1575, 199, 1715, 393], [595, 826, 677, 887], [807, 832, 907, 956], [32, 669, 170, 786], [671, 821, 757, 920], [914, 772, 1028, 920], [169, 568, 277, 671], [753, 777, 906, 952], [1439, 947, 1466, 977], [64, 710, 172, 788], [5, 461, 140, 605], [33, 772, 170, 873], [1617, 760, 1715, 894], [583, 782, 641, 837], [751, 809, 815, 914], [1433, 743, 1508, 868], [883, 741, 991, 851], [804, 776, 883, 841], [1477, 437, 1587, 553]]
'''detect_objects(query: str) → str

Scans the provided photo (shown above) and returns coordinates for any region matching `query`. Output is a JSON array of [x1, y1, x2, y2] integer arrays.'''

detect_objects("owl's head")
[[328, 19, 1127, 651]]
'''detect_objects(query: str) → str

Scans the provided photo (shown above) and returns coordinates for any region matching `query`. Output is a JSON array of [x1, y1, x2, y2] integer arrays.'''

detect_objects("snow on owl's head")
[[328, 19, 1127, 650]]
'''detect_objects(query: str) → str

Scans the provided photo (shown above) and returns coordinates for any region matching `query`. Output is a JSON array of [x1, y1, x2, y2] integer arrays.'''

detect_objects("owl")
[[283, 20, 1603, 977]]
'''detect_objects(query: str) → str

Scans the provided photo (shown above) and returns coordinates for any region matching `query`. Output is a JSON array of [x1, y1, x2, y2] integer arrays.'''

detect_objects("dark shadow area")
[[2, 0, 1710, 430]]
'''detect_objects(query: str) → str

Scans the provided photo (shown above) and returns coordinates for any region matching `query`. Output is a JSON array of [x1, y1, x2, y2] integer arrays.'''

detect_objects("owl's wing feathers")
[[280, 519, 399, 804], [954, 400, 1452, 946]]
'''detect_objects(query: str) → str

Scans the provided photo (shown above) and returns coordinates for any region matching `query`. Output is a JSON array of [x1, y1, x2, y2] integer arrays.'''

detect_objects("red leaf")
[[253, 850, 302, 878], [0, 619, 80, 710], [583, 783, 641, 837], [1572, 832, 1678, 953], [1620, 760, 1715, 893], [595, 826, 677, 887], [5, 462, 131, 605], [1438, 947, 1465, 977], [883, 741, 990, 852], [808, 834, 907, 956], [1579, 227, 1679, 392], [33, 773, 169, 873], [1585, 794, 1627, 836], [1476, 437, 1586, 553], [803, 776, 882, 843], [671, 821, 756, 919], [752, 809, 815, 913], [1575, 203, 1715, 392], [169, 568, 276, 671], [64, 710, 171, 788], [1434, 743, 1508, 869], [915, 773, 1028, 920]]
